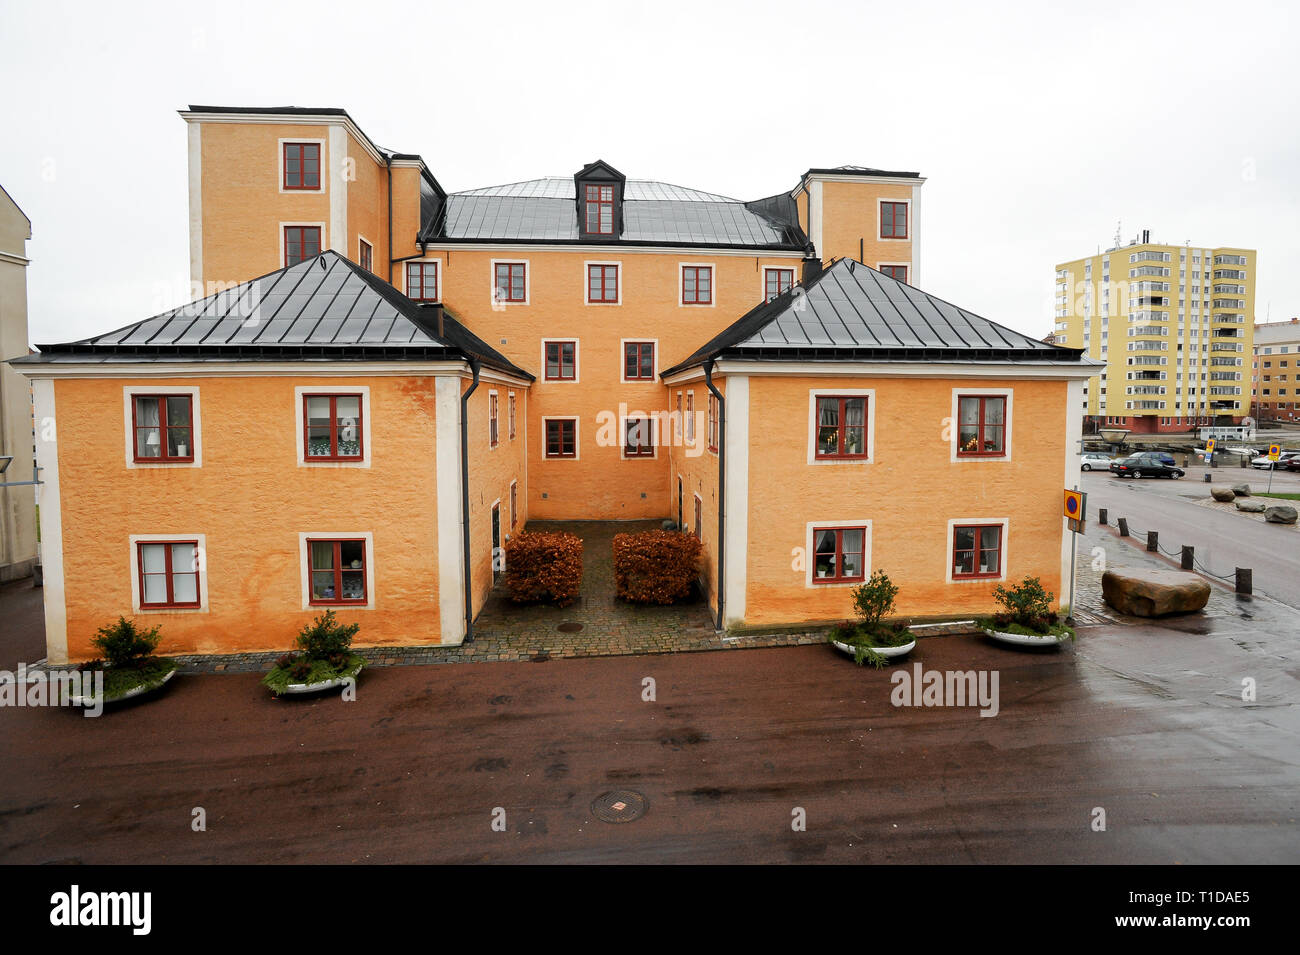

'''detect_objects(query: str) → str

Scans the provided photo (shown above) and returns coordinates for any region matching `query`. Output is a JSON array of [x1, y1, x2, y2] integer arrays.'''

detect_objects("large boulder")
[[1101, 569, 1211, 617], [1210, 486, 1236, 502], [1231, 484, 1251, 497], [1236, 499, 1266, 513], [1264, 505, 1298, 525]]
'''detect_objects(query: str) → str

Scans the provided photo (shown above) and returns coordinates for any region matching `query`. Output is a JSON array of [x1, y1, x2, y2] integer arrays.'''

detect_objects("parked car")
[[1285, 457, 1300, 473], [1250, 451, 1300, 469], [1080, 453, 1112, 471], [1110, 453, 1185, 479]]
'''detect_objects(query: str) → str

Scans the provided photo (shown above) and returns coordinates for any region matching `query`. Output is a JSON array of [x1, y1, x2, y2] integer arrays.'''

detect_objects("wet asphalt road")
[[1079, 467, 1300, 609], [2, 609, 1297, 864]]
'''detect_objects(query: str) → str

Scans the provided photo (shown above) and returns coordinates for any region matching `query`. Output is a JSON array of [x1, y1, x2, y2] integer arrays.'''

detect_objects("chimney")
[[421, 302, 445, 338], [801, 249, 824, 286]]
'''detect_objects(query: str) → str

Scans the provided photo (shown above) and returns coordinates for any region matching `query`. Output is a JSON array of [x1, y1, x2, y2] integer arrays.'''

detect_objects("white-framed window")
[[808, 389, 876, 465], [489, 390, 499, 449], [298, 531, 375, 610], [541, 339, 580, 383], [763, 267, 795, 302], [278, 139, 326, 194], [295, 386, 372, 468], [679, 263, 715, 306], [491, 259, 530, 305], [123, 386, 202, 469], [620, 339, 657, 383], [406, 260, 440, 302], [950, 388, 1013, 462], [585, 260, 621, 305], [945, 517, 1009, 584], [620, 415, 658, 460], [129, 534, 209, 613], [805, 520, 872, 588], [542, 417, 579, 460]]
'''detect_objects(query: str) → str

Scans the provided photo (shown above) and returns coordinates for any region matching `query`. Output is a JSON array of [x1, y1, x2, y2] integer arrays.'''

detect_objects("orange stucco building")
[[11, 106, 1096, 662]]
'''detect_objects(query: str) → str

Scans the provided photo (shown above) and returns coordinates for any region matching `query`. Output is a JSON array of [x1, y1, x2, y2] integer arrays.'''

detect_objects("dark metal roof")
[[16, 252, 531, 379], [663, 259, 1087, 375], [803, 165, 922, 179], [428, 177, 807, 249]]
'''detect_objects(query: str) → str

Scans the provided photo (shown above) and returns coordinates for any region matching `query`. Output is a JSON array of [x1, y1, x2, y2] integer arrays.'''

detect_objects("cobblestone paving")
[[1072, 517, 1251, 626]]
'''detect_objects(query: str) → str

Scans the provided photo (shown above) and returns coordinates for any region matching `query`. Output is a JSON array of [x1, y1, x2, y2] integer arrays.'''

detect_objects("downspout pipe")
[[461, 359, 481, 642], [703, 360, 725, 632]]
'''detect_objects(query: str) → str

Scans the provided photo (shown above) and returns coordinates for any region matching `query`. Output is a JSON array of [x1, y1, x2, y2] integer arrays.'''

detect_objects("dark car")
[[1110, 453, 1185, 479], [1283, 456, 1300, 473]]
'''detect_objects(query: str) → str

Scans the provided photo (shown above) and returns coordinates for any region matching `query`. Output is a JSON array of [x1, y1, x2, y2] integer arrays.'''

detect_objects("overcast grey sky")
[[2, 0, 1297, 347]]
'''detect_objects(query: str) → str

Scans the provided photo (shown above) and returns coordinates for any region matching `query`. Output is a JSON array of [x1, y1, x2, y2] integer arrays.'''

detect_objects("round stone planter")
[[68, 665, 178, 707], [274, 661, 364, 696], [982, 628, 1069, 648], [832, 638, 917, 661]]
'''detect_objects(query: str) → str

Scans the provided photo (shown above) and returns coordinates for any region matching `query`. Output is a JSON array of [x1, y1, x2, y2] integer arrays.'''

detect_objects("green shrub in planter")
[[92, 616, 162, 669], [82, 617, 177, 702], [982, 576, 1074, 640], [827, 571, 912, 667], [262, 610, 365, 695]]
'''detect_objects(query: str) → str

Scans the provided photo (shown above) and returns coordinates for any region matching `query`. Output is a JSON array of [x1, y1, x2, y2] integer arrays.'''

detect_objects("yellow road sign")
[[1064, 489, 1084, 522], [1269, 444, 1282, 461]]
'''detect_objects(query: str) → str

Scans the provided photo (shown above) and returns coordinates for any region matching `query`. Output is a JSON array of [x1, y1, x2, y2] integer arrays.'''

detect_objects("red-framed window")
[[682, 266, 713, 305], [881, 201, 908, 239], [812, 527, 866, 583], [358, 239, 373, 272], [545, 419, 577, 458], [624, 418, 655, 458], [489, 392, 499, 448], [544, 341, 577, 381], [952, 524, 1002, 579], [308, 538, 367, 605], [879, 264, 908, 282], [285, 226, 321, 266], [814, 395, 868, 459], [283, 142, 321, 190], [707, 394, 718, 453], [764, 268, 794, 302], [957, 395, 1007, 456], [137, 540, 200, 609], [686, 392, 695, 442], [406, 261, 439, 302], [304, 394, 363, 461], [510, 482, 518, 529], [588, 264, 619, 303], [693, 496, 702, 539], [623, 341, 655, 380], [132, 395, 194, 462], [585, 184, 614, 235], [508, 393, 517, 440], [494, 262, 527, 302]]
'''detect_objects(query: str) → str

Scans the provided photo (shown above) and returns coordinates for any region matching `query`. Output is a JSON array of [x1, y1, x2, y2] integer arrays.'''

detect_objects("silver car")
[[1080, 453, 1113, 471]]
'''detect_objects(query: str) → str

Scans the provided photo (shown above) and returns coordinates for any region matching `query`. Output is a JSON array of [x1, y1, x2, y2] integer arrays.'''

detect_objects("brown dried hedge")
[[613, 530, 703, 604], [504, 531, 583, 607]]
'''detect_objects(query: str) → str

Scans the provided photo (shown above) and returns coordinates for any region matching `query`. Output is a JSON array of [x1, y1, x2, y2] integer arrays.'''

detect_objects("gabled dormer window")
[[585, 185, 614, 235], [574, 160, 625, 241]]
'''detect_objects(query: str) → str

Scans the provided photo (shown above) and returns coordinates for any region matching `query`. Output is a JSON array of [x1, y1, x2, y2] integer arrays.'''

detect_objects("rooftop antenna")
[[1113, 220, 1122, 251]]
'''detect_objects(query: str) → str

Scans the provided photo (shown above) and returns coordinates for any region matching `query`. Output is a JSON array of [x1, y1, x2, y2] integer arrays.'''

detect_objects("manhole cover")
[[557, 622, 584, 633], [591, 790, 648, 823]]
